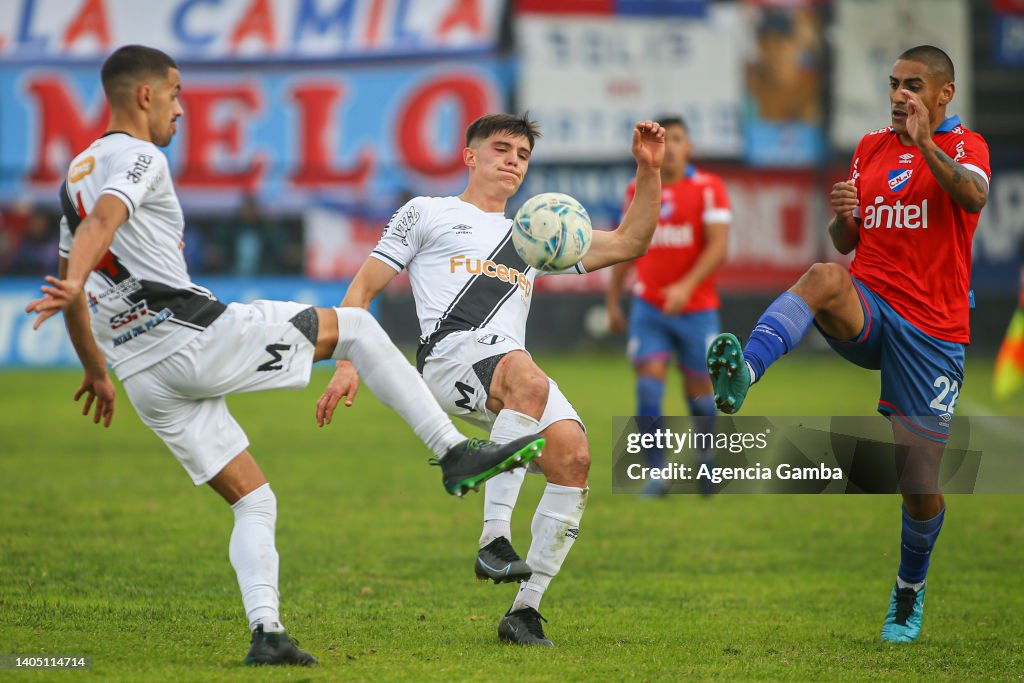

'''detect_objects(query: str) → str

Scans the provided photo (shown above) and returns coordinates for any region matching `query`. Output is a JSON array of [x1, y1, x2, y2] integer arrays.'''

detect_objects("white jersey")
[[58, 132, 224, 379], [369, 196, 585, 371]]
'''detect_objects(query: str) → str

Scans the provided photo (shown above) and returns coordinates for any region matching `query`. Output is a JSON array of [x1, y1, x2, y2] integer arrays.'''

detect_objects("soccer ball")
[[512, 192, 593, 272]]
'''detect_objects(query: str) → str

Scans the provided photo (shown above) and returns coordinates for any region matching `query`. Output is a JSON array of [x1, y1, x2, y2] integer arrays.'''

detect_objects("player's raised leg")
[[313, 307, 543, 495], [707, 263, 863, 413]]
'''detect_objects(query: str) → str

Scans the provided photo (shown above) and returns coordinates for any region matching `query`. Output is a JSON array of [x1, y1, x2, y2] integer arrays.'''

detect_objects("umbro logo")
[[566, 527, 579, 539], [898, 153, 914, 164], [452, 224, 473, 235]]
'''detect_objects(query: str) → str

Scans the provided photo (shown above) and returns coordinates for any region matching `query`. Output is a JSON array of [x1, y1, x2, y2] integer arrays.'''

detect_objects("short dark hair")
[[656, 115, 689, 134], [465, 114, 541, 151], [898, 45, 955, 83], [101, 45, 178, 105]]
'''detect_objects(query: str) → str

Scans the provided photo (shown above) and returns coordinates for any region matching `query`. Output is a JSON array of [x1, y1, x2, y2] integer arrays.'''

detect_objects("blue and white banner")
[[0, 59, 510, 210], [0, 276, 361, 367], [0, 0, 504, 63]]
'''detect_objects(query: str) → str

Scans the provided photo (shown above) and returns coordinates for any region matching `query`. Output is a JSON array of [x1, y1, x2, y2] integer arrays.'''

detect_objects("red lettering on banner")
[[366, 0, 386, 46], [438, 0, 483, 36], [289, 84, 374, 189], [26, 78, 109, 185], [63, 0, 111, 49], [230, 0, 276, 50], [177, 86, 265, 191], [397, 75, 490, 177]]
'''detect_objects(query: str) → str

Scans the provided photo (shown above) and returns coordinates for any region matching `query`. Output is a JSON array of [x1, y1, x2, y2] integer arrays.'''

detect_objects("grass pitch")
[[1, 352, 1022, 681]]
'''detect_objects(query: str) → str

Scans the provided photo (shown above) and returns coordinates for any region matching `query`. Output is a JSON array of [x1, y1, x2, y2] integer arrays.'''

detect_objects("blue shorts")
[[818, 277, 965, 443], [627, 298, 720, 379]]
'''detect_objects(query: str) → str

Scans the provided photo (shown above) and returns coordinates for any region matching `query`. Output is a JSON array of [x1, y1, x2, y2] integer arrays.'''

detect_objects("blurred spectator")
[[745, 7, 822, 124], [2, 204, 58, 275], [207, 194, 301, 275]]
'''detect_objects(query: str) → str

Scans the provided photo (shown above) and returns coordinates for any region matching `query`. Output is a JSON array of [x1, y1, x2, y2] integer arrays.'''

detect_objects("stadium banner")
[[0, 276, 361, 368], [829, 0, 972, 152], [0, 58, 509, 210], [611, 416, 1024, 494], [515, 0, 707, 16], [515, 4, 744, 161], [0, 0, 504, 63], [741, 0, 825, 167]]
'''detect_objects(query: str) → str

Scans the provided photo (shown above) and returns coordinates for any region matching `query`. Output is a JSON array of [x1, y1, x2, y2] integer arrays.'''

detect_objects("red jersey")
[[622, 166, 731, 313], [848, 115, 990, 343]]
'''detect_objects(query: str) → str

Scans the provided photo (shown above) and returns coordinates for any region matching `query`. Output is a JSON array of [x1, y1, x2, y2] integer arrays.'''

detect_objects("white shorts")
[[121, 300, 316, 485], [421, 329, 582, 434]]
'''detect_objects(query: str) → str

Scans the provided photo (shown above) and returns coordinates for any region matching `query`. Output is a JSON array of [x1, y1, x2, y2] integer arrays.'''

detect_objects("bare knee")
[[636, 360, 669, 382], [538, 421, 590, 487], [791, 263, 848, 311], [207, 451, 268, 505], [313, 307, 339, 361], [491, 351, 549, 417]]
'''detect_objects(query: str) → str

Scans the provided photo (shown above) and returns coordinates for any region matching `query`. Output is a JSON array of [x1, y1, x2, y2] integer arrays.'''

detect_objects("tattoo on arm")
[[932, 147, 988, 203]]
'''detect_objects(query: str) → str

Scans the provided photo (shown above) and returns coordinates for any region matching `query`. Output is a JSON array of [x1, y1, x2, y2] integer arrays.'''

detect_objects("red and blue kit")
[[623, 166, 731, 314], [849, 115, 990, 344]]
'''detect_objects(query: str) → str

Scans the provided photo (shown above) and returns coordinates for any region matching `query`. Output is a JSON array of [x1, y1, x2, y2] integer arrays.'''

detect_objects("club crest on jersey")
[[888, 169, 913, 192], [659, 193, 674, 220]]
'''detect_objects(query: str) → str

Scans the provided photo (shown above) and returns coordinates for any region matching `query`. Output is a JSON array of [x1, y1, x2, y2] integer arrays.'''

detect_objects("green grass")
[[1, 352, 1023, 681]]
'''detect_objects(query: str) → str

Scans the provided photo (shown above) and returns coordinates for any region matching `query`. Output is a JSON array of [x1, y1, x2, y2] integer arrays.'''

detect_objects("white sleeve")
[[58, 216, 72, 258], [370, 198, 429, 272], [98, 146, 166, 218], [536, 260, 588, 277]]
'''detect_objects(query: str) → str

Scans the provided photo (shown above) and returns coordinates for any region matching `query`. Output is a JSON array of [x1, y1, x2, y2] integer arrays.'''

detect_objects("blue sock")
[[898, 506, 945, 584], [743, 292, 814, 381], [687, 394, 716, 461], [637, 376, 665, 468]]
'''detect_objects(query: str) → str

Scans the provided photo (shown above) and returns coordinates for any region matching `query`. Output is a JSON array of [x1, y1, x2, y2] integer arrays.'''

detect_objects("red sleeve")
[[702, 174, 732, 225], [848, 134, 871, 219], [944, 130, 991, 184], [709, 174, 730, 211]]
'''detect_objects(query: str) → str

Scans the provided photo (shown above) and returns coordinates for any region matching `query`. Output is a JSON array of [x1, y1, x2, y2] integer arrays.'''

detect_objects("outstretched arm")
[[316, 258, 399, 426], [26, 194, 128, 327], [31, 256, 116, 427], [581, 120, 665, 272]]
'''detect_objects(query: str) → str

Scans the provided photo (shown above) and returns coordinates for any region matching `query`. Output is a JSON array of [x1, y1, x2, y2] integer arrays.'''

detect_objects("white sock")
[[480, 410, 538, 547], [896, 576, 926, 592], [229, 484, 283, 632], [746, 361, 758, 384], [511, 483, 588, 613], [333, 308, 463, 457], [480, 471, 525, 547]]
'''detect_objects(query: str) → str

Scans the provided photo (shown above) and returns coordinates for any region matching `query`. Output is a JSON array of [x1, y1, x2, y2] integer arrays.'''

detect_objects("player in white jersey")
[[317, 114, 666, 645], [25, 45, 543, 667]]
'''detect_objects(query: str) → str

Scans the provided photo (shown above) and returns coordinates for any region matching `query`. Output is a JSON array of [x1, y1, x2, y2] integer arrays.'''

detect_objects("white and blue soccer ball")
[[512, 192, 593, 272]]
